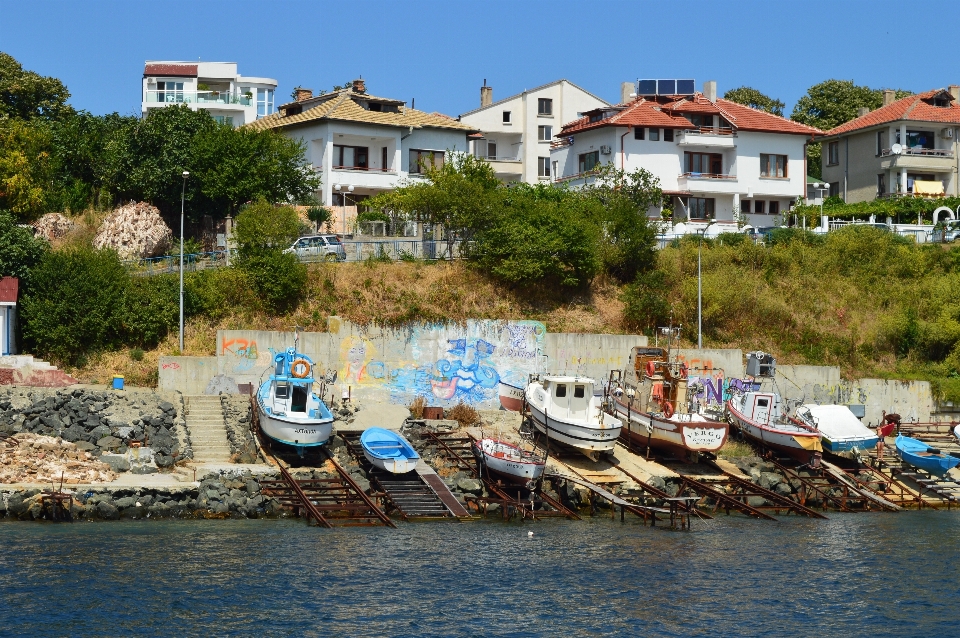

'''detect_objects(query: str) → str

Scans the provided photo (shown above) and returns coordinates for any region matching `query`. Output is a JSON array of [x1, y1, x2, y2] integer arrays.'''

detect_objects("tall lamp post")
[[814, 182, 829, 230], [696, 222, 714, 349], [179, 170, 189, 353], [334, 183, 354, 235]]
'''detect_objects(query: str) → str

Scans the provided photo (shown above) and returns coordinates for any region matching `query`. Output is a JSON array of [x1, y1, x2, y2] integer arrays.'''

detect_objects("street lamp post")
[[334, 183, 355, 235], [696, 222, 714, 349], [179, 171, 189, 353], [815, 182, 829, 227]]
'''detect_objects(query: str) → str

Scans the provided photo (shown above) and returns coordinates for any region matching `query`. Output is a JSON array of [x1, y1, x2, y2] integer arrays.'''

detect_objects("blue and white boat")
[[797, 404, 878, 459], [257, 347, 334, 455], [895, 434, 960, 476], [360, 427, 420, 474]]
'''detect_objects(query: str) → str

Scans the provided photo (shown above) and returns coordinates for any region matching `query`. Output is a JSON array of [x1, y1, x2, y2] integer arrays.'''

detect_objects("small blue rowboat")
[[360, 427, 420, 474], [895, 435, 960, 476]]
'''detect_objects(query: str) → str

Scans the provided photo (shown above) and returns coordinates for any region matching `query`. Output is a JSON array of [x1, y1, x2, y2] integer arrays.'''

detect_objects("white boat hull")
[[363, 451, 418, 474], [499, 381, 525, 412], [473, 440, 545, 487], [727, 401, 821, 463], [612, 398, 728, 453], [528, 402, 620, 452], [258, 404, 333, 448]]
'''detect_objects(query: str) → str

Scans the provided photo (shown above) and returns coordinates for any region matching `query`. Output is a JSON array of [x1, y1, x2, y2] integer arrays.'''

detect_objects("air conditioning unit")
[[600, 145, 612, 155], [146, 77, 156, 83], [942, 128, 954, 139]]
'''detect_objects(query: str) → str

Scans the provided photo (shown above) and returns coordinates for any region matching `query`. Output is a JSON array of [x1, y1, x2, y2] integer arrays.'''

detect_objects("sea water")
[[1, 511, 959, 637]]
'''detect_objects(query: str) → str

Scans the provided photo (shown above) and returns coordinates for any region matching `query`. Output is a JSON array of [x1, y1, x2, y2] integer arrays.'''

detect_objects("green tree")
[[723, 86, 784, 116], [233, 201, 307, 311], [0, 52, 74, 121], [123, 275, 178, 348], [307, 205, 332, 232], [233, 200, 304, 258], [0, 119, 55, 219], [0, 209, 47, 284]]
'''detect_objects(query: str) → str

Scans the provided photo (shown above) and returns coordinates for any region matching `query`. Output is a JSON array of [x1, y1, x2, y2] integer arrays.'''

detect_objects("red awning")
[[0, 277, 18, 303]]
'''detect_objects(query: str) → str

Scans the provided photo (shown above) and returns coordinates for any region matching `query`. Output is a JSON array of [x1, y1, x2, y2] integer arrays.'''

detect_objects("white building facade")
[[551, 82, 822, 228], [459, 80, 608, 184], [142, 61, 277, 127], [248, 80, 475, 216]]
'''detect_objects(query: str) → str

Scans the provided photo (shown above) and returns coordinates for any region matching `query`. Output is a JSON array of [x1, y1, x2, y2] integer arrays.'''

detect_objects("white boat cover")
[[801, 404, 875, 442]]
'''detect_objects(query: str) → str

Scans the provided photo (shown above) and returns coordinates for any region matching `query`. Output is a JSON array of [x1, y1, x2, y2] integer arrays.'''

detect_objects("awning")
[[914, 180, 945, 196]]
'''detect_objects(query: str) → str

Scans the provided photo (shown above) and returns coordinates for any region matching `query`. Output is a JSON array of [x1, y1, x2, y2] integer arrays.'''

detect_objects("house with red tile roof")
[[819, 88, 960, 202], [551, 81, 822, 228]]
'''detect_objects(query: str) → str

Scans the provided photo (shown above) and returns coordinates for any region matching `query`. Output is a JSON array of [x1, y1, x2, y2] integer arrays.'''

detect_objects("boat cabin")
[[541, 376, 593, 420], [620, 346, 689, 416], [737, 391, 783, 425]]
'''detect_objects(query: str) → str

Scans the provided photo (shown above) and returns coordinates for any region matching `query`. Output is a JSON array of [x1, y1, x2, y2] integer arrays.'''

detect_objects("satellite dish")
[[891, 143, 903, 155]]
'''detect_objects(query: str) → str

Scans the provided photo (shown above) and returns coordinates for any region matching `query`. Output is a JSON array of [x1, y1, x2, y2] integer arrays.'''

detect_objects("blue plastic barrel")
[[112, 375, 125, 390]]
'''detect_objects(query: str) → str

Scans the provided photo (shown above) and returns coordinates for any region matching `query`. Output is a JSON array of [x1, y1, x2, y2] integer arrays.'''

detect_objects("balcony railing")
[[684, 126, 736, 136], [486, 155, 522, 162], [680, 172, 737, 180], [332, 165, 395, 173], [879, 147, 954, 158], [144, 91, 252, 106]]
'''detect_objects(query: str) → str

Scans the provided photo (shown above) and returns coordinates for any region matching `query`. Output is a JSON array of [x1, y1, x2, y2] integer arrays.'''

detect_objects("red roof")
[[824, 89, 960, 136], [559, 93, 822, 137], [0, 277, 18, 303], [144, 64, 198, 77]]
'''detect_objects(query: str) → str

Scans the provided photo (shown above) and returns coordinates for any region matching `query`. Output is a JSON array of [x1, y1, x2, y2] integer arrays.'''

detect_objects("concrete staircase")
[[184, 395, 232, 463]]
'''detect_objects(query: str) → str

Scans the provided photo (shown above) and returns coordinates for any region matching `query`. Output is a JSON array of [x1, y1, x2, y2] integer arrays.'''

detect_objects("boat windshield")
[[275, 383, 290, 399], [556, 384, 567, 398]]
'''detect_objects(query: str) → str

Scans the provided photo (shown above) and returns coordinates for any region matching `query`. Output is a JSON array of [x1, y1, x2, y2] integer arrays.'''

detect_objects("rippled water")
[[2, 511, 959, 637]]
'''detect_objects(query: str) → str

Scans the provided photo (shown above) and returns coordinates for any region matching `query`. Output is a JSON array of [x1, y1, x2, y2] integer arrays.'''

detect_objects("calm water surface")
[[1, 511, 959, 637]]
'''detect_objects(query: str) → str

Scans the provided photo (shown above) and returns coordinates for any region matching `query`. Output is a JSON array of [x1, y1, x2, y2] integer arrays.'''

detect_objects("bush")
[[124, 274, 178, 348], [184, 267, 260, 318], [0, 209, 47, 284], [234, 200, 303, 258], [20, 246, 128, 365], [621, 271, 670, 332], [240, 251, 307, 312]]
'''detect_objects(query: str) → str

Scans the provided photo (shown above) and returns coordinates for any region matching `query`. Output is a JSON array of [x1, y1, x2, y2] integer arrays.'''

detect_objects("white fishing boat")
[[796, 404, 878, 459], [525, 374, 621, 461], [498, 380, 525, 412], [257, 347, 334, 456], [727, 390, 822, 466], [472, 438, 545, 489]]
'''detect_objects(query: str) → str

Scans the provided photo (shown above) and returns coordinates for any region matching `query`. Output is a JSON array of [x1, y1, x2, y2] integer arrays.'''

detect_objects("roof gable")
[[459, 79, 609, 117], [824, 89, 960, 136], [144, 63, 197, 77]]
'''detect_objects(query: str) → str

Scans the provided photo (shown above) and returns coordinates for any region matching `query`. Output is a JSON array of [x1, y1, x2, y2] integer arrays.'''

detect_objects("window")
[[649, 128, 660, 141], [663, 128, 674, 142], [689, 114, 715, 128], [685, 152, 722, 175], [555, 384, 567, 398], [157, 80, 184, 103], [502, 111, 511, 123], [769, 201, 780, 216], [827, 141, 839, 165], [381, 147, 388, 171], [538, 98, 553, 115], [877, 131, 885, 155], [275, 383, 289, 399], [552, 160, 558, 177], [757, 398, 769, 408], [741, 200, 751, 214], [212, 115, 234, 126], [538, 157, 551, 178], [487, 141, 497, 160], [878, 174, 886, 196], [574, 385, 585, 398], [688, 197, 715, 219], [760, 154, 788, 177], [409, 149, 444, 174], [906, 130, 934, 150], [754, 200, 766, 214], [256, 88, 274, 118], [334, 145, 368, 169], [634, 127, 644, 140], [538, 125, 552, 141], [828, 182, 840, 197], [578, 151, 600, 173]]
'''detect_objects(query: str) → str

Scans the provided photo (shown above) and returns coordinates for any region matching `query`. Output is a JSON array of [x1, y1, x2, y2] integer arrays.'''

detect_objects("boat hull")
[[528, 402, 621, 453], [498, 381, 525, 412], [363, 451, 419, 474], [727, 401, 821, 464], [257, 405, 333, 448], [895, 435, 960, 476], [822, 435, 879, 458], [611, 398, 728, 454], [472, 439, 545, 487]]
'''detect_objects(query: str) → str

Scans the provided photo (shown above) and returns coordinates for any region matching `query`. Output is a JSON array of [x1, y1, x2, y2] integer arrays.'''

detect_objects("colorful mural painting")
[[687, 374, 760, 406]]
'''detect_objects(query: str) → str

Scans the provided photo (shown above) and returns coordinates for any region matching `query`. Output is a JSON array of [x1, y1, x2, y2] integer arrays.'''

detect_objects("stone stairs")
[[184, 395, 233, 463]]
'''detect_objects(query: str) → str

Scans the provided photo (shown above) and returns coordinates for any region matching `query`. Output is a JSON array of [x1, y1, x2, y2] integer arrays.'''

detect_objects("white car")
[[284, 235, 346, 262]]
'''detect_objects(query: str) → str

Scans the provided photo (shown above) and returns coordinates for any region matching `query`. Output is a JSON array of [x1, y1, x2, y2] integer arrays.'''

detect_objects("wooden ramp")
[[415, 463, 473, 518]]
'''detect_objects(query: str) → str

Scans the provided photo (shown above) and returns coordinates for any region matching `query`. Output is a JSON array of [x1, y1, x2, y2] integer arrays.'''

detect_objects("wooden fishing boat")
[[360, 427, 420, 474], [257, 347, 334, 456], [796, 404, 878, 459], [472, 438, 545, 488], [606, 346, 728, 460], [895, 434, 960, 476], [525, 374, 622, 461], [498, 380, 525, 412], [727, 390, 822, 466]]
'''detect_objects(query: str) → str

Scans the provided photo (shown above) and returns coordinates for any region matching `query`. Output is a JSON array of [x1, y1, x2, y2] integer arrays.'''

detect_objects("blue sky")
[[3, 0, 959, 119]]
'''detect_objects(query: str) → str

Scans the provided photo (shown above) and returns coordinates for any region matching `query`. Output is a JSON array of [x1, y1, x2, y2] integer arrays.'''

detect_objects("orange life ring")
[[645, 360, 657, 377], [662, 401, 674, 418], [290, 358, 311, 379]]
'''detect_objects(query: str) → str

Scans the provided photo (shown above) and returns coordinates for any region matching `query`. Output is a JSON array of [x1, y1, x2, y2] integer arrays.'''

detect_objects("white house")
[[459, 79, 609, 184], [551, 81, 823, 228], [0, 278, 17, 356], [248, 79, 476, 220], [142, 61, 277, 127]]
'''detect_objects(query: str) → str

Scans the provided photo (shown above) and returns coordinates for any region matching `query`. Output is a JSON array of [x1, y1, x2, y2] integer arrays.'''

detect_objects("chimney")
[[704, 80, 717, 103], [480, 79, 493, 108], [294, 87, 313, 102], [621, 81, 635, 104], [857, 106, 870, 117], [882, 89, 896, 106], [352, 78, 365, 94], [950, 85, 960, 102]]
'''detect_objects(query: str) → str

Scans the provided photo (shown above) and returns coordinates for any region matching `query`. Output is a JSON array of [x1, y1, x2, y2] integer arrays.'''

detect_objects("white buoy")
[[527, 531, 534, 537]]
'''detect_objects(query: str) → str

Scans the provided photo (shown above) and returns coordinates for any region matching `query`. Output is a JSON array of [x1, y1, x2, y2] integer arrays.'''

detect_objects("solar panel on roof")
[[676, 79, 695, 95], [637, 80, 657, 96], [657, 80, 676, 95]]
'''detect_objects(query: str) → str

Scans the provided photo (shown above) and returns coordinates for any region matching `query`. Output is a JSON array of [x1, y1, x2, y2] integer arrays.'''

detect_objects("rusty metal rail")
[[676, 474, 777, 521]]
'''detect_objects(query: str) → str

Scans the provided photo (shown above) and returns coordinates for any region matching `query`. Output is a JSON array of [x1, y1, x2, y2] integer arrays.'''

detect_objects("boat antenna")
[[292, 325, 304, 351]]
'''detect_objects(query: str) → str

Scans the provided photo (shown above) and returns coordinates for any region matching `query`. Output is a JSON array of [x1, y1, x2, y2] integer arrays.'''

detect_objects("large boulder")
[[93, 201, 173, 259], [32, 213, 75, 242]]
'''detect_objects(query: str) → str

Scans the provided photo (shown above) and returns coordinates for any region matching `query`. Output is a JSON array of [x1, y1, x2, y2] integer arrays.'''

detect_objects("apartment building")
[[459, 79, 608, 183], [819, 88, 960, 202], [551, 81, 822, 227], [142, 61, 277, 127], [248, 79, 475, 217]]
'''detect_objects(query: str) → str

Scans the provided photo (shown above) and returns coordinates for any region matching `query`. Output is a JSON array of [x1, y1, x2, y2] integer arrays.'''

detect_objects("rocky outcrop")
[[0, 433, 117, 484], [32, 213, 75, 242], [94, 201, 173, 259]]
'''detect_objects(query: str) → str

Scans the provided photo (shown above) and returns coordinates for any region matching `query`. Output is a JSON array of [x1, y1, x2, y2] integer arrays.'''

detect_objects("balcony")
[[144, 91, 252, 107], [486, 154, 522, 178], [677, 127, 737, 149], [677, 172, 740, 194], [879, 147, 955, 173]]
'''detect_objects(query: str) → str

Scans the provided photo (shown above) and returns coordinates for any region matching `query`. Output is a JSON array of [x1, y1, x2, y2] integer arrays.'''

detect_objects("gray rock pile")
[[94, 201, 173, 259], [32, 213, 75, 242], [0, 388, 184, 472], [222, 396, 260, 464]]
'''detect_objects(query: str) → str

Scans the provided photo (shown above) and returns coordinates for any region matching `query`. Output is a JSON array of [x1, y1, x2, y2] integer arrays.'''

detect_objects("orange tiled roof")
[[559, 99, 694, 135], [823, 89, 960, 136]]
